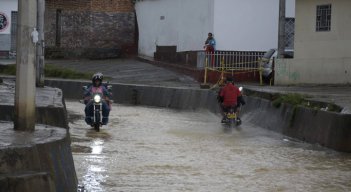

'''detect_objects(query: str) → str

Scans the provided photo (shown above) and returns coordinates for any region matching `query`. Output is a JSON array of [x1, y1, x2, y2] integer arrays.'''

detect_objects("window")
[[56, 9, 62, 46], [285, 18, 295, 49], [316, 4, 331, 32]]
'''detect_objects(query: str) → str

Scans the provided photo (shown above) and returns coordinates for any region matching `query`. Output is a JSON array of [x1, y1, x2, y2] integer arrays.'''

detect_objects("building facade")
[[135, 0, 295, 58], [275, 0, 351, 84], [45, 0, 136, 58], [0, 0, 137, 59]]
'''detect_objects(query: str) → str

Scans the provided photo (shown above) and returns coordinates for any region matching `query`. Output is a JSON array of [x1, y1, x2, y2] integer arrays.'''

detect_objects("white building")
[[275, 0, 351, 84], [0, 0, 17, 58], [135, 0, 295, 58]]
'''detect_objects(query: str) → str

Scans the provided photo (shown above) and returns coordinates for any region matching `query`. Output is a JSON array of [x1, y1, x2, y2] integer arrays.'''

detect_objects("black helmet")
[[226, 76, 234, 83], [92, 72, 103, 86]]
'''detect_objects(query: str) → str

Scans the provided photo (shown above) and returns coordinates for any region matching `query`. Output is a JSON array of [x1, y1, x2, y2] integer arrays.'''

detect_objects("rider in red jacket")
[[218, 76, 245, 123]]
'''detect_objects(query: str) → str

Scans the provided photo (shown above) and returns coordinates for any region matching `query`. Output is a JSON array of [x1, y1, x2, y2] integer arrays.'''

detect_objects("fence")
[[198, 51, 266, 85]]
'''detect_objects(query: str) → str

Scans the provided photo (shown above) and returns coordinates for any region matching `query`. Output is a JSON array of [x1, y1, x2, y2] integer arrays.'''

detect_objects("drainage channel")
[[66, 100, 351, 192]]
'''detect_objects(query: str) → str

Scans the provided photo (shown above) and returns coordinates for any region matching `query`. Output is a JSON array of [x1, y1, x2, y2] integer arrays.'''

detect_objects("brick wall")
[[46, 0, 91, 11], [91, 0, 134, 12], [45, 0, 136, 58]]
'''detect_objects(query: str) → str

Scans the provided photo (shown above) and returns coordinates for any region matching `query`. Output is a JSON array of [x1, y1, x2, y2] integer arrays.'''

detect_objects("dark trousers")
[[84, 100, 110, 125]]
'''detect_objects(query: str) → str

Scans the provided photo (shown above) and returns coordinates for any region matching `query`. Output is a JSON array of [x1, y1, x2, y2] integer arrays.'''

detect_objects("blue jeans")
[[84, 100, 110, 125]]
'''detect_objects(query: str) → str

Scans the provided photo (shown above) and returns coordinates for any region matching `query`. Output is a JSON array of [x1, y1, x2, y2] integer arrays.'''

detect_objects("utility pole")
[[36, 0, 45, 87], [14, 0, 37, 131], [278, 0, 286, 58]]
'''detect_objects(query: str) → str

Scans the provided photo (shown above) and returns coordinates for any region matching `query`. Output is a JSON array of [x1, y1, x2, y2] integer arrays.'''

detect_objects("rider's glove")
[[238, 96, 246, 106], [217, 95, 224, 103]]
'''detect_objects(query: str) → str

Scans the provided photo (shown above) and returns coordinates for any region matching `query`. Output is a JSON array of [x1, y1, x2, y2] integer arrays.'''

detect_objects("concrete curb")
[[0, 78, 69, 129], [242, 97, 351, 152], [0, 172, 55, 192], [0, 78, 76, 191], [0, 124, 77, 192], [0, 105, 68, 129], [45, 79, 221, 112]]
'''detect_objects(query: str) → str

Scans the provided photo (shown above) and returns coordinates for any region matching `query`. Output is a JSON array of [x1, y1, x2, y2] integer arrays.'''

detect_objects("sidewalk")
[[0, 59, 15, 65], [1, 58, 350, 114], [46, 58, 200, 88]]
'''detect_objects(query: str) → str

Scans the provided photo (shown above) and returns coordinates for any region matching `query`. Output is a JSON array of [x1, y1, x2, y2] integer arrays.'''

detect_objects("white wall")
[[286, 0, 296, 18], [135, 0, 295, 57], [294, 0, 351, 59], [275, 58, 351, 84], [135, 0, 213, 58], [213, 0, 295, 51], [0, 0, 17, 34], [275, 0, 351, 85]]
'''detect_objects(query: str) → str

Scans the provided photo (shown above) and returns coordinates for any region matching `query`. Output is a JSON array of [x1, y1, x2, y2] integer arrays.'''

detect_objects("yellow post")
[[204, 57, 208, 84], [221, 56, 225, 84], [259, 58, 263, 85]]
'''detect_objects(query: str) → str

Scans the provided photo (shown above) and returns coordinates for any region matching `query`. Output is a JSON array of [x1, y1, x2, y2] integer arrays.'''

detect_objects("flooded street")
[[66, 100, 351, 192]]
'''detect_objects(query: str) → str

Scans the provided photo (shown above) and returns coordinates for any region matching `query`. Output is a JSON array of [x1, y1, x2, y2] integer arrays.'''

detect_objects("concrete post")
[[278, 0, 286, 58], [14, 0, 37, 131], [36, 0, 45, 87]]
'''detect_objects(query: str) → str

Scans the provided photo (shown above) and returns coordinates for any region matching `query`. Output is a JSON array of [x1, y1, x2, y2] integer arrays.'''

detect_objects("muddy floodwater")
[[66, 101, 351, 192]]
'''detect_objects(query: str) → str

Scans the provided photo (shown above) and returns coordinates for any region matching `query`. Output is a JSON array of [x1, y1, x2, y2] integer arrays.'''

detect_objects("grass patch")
[[272, 93, 308, 108], [270, 93, 341, 113], [0, 64, 16, 75], [44, 64, 93, 79], [0, 64, 93, 80]]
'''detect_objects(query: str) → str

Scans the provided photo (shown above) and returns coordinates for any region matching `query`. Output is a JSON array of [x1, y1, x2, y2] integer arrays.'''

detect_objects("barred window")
[[316, 4, 331, 32]]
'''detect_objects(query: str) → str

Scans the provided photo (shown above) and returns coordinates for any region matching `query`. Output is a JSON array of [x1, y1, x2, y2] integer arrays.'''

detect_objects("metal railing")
[[199, 51, 265, 85], [204, 51, 264, 71]]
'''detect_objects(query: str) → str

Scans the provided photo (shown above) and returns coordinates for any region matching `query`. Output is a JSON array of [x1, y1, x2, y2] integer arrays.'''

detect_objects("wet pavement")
[[67, 100, 351, 192], [46, 59, 199, 88]]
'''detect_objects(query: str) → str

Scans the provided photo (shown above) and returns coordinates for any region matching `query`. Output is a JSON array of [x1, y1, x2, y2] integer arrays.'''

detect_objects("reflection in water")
[[67, 101, 351, 192], [91, 139, 104, 154]]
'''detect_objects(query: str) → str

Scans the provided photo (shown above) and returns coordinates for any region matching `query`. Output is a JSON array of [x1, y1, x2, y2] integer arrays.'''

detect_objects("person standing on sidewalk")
[[204, 32, 216, 66]]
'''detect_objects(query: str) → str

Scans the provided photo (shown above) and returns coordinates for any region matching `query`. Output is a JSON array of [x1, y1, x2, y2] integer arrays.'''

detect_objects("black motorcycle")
[[81, 84, 112, 132]]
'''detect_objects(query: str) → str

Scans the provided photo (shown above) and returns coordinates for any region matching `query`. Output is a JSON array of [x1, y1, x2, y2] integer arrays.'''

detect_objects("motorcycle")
[[223, 105, 242, 127], [81, 84, 112, 132], [221, 87, 244, 128]]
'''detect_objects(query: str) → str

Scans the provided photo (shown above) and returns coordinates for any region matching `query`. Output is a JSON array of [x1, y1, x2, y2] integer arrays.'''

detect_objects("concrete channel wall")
[[46, 79, 351, 152], [0, 106, 68, 129], [0, 78, 77, 192], [0, 124, 77, 192]]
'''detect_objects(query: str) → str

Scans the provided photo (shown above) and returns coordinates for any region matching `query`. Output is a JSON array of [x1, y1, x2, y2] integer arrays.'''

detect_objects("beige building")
[[275, 0, 351, 85]]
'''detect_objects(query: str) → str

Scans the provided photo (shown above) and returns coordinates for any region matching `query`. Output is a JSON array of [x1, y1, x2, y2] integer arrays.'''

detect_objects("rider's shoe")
[[102, 117, 109, 125], [221, 117, 227, 124], [85, 117, 92, 125], [236, 118, 242, 125]]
